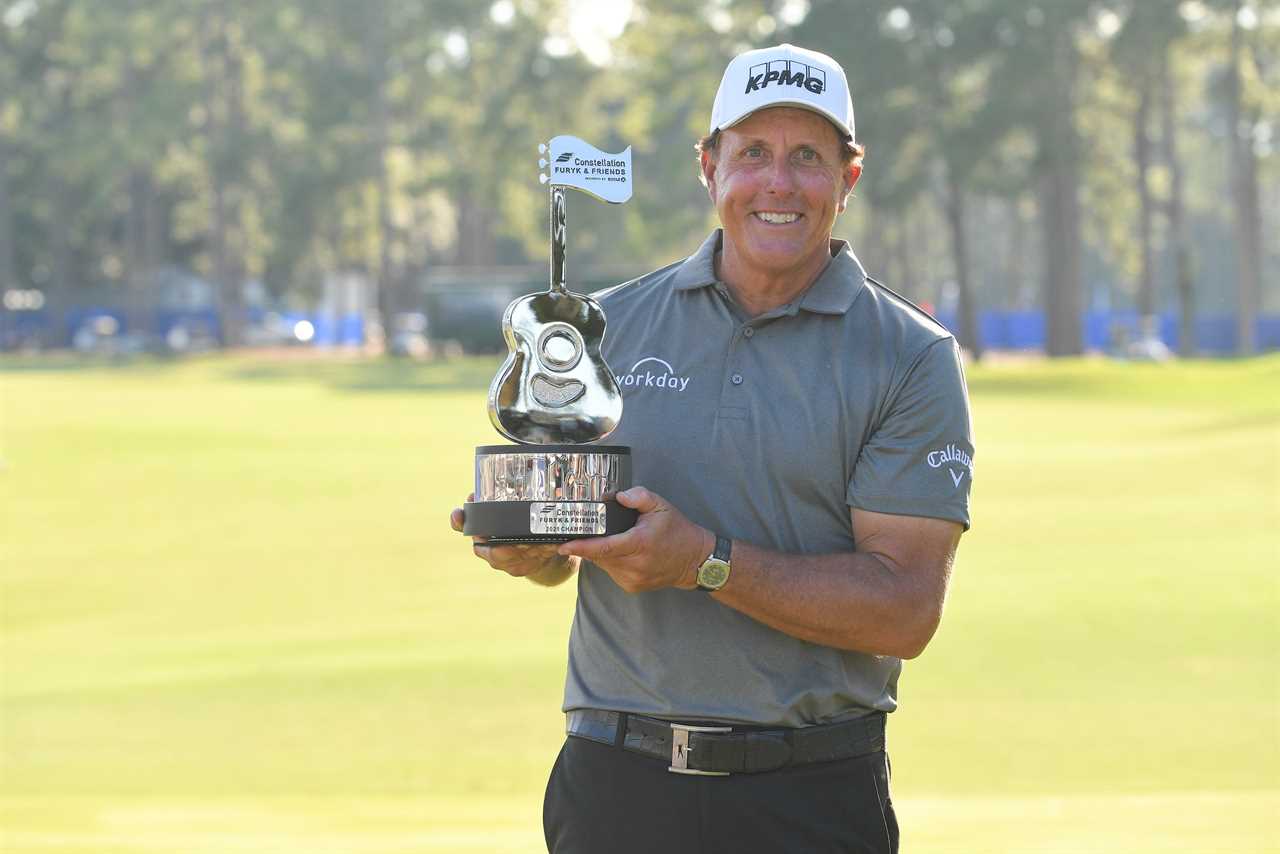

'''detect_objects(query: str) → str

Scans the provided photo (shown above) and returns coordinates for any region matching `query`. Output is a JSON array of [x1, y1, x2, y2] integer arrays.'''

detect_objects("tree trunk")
[[204, 2, 243, 348], [1040, 26, 1084, 357], [856, 214, 885, 284], [1134, 80, 1155, 320], [1159, 46, 1194, 356], [120, 57, 151, 343], [943, 166, 981, 357], [894, 214, 917, 301], [453, 188, 496, 267], [144, 167, 162, 280], [0, 139, 14, 292], [1239, 108, 1262, 349], [49, 181, 73, 346], [223, 6, 246, 348], [124, 167, 153, 341], [369, 0, 395, 353], [204, 6, 228, 347], [1227, 0, 1259, 355], [1007, 197, 1027, 309]]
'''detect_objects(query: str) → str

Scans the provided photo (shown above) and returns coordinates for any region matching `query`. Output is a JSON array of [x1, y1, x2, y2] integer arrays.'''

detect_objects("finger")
[[475, 548, 526, 575], [616, 486, 662, 514], [452, 495, 476, 533], [484, 543, 526, 564], [520, 544, 563, 561], [487, 543, 555, 570], [477, 543, 562, 578], [559, 527, 640, 561]]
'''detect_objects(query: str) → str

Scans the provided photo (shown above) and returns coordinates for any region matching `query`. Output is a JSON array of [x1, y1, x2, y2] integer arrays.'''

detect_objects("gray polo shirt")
[[564, 230, 974, 727]]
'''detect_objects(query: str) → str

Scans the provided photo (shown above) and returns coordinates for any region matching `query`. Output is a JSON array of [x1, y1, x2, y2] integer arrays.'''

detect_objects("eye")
[[796, 148, 819, 162], [744, 146, 764, 159]]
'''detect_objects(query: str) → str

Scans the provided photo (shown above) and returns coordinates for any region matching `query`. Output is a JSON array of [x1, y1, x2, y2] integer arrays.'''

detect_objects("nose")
[[763, 157, 798, 194]]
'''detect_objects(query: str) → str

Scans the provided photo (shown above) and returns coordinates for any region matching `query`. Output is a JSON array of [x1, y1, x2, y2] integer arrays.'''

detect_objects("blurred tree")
[[201, 0, 249, 346], [243, 2, 375, 295], [5, 0, 135, 337], [796, 1, 1069, 357], [604, 0, 798, 267], [0, 1, 27, 296], [1113, 7, 1159, 326], [368, 0, 396, 346], [103, 1, 202, 338], [1111, 1, 1194, 348], [790, 1, 935, 289], [898, 1, 1006, 358], [1155, 19, 1196, 355], [1218, 0, 1265, 354], [1, 0, 1272, 355], [996, 2, 1093, 356]]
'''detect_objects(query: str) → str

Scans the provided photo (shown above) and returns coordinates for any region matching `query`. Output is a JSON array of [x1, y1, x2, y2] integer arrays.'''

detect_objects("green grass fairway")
[[2, 353, 1277, 853]]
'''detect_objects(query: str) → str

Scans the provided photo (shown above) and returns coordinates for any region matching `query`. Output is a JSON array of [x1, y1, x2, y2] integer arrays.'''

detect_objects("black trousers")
[[543, 735, 899, 854]]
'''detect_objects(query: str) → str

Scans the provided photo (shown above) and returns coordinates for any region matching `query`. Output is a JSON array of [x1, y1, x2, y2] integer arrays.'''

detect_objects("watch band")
[[712, 535, 731, 563]]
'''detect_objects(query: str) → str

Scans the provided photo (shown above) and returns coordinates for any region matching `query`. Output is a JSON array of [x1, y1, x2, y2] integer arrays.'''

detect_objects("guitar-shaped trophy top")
[[487, 138, 631, 445]]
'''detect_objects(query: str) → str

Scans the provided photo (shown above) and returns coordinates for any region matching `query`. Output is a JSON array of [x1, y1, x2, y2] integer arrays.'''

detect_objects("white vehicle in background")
[[388, 311, 429, 358]]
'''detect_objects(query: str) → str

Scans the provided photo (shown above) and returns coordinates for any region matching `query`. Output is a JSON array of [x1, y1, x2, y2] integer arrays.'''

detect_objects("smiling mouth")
[[754, 212, 802, 224]]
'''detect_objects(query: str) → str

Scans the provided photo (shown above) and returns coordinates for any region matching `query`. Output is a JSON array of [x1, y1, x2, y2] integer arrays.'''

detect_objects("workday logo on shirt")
[[617, 356, 691, 392]]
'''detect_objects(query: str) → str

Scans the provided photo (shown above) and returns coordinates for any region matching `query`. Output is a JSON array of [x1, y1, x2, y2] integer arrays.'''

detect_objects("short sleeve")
[[847, 338, 974, 529]]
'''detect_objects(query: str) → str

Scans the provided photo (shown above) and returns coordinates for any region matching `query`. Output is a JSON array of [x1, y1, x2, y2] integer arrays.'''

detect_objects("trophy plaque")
[[463, 136, 637, 544]]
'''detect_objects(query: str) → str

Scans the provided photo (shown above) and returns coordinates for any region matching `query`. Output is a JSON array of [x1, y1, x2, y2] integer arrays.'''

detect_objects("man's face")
[[702, 107, 860, 279]]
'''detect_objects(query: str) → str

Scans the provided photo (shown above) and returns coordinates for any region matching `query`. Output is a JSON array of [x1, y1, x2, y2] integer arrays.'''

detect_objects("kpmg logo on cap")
[[745, 60, 826, 96]]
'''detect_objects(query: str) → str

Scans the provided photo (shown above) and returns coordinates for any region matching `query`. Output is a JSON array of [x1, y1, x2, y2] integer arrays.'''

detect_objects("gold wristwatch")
[[695, 535, 732, 592]]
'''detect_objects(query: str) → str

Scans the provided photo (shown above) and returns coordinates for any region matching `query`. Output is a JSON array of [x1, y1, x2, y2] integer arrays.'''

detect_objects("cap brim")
[[717, 101, 853, 139]]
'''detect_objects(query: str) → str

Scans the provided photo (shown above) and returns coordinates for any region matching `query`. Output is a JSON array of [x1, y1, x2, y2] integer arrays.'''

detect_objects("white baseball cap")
[[709, 44, 855, 142]]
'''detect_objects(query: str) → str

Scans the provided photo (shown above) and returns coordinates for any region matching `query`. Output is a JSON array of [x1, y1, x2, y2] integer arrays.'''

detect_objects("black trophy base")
[[462, 499, 637, 544], [464, 443, 637, 544]]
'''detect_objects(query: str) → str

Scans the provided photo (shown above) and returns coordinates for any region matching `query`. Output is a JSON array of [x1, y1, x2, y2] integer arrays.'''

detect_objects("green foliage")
[[0, 0, 1275, 319]]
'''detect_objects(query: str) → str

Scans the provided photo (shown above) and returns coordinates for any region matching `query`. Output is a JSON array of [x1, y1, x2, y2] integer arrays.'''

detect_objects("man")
[[451, 43, 973, 854]]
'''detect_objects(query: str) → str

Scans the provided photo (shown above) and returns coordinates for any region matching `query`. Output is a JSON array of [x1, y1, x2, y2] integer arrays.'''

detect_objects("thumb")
[[616, 486, 662, 513]]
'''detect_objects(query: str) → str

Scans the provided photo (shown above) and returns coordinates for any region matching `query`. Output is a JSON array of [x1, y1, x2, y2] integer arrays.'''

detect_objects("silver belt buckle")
[[668, 723, 732, 776]]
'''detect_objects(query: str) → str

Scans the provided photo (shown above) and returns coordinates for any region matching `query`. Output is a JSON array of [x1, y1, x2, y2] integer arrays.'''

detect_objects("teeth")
[[756, 212, 799, 224]]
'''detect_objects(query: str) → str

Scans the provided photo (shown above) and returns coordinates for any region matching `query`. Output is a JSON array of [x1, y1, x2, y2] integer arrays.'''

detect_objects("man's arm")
[[715, 509, 960, 658], [559, 488, 962, 659]]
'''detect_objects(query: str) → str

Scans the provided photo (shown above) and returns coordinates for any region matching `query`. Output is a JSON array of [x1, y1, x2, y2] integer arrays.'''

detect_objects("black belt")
[[565, 709, 886, 776]]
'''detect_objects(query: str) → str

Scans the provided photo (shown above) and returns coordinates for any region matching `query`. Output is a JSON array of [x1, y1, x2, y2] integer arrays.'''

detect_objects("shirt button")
[[743, 327, 755, 339], [731, 373, 743, 385]]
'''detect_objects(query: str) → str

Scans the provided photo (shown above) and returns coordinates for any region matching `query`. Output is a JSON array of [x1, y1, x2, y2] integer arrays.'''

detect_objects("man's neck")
[[714, 241, 836, 317]]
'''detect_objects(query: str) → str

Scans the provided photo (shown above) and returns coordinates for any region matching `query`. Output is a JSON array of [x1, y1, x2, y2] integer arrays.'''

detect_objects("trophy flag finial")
[[543, 135, 633, 204]]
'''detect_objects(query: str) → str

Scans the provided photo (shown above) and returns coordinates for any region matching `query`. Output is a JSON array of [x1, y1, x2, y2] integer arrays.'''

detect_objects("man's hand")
[[450, 495, 578, 587], [558, 486, 713, 593]]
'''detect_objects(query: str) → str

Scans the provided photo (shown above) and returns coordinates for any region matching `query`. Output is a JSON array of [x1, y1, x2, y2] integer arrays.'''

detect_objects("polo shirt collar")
[[670, 231, 721, 291], [671, 229, 866, 316]]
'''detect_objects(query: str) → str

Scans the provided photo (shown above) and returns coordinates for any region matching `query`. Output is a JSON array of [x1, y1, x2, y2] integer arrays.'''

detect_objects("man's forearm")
[[711, 541, 951, 659]]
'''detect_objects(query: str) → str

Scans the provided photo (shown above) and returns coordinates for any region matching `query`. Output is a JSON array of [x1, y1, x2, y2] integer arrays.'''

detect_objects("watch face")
[[699, 559, 730, 590]]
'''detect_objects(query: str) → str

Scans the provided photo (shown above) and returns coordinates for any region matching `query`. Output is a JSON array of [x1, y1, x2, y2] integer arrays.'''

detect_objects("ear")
[[836, 162, 862, 213], [700, 149, 717, 200]]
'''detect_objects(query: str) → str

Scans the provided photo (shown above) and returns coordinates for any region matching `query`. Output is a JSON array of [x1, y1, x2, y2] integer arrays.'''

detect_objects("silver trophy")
[[463, 136, 637, 543]]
